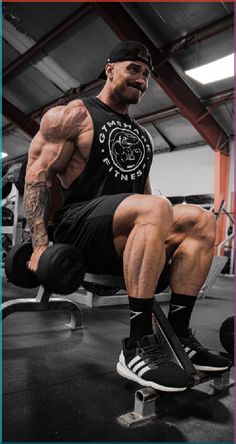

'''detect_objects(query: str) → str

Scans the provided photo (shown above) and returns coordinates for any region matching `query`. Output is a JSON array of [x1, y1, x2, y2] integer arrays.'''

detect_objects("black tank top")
[[61, 97, 153, 205]]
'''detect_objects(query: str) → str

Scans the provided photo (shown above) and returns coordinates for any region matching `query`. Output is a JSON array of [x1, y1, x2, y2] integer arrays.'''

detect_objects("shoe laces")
[[138, 343, 171, 367], [181, 328, 204, 352]]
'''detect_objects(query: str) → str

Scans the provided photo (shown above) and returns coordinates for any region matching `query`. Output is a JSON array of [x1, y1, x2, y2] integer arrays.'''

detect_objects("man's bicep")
[[26, 133, 74, 184], [26, 102, 87, 182]]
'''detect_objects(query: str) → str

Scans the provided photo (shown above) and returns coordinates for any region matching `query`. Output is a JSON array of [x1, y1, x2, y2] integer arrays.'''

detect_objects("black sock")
[[127, 296, 154, 348], [168, 293, 197, 336]]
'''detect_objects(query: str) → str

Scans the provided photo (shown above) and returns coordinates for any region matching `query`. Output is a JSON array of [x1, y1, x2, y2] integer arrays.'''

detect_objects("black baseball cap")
[[99, 41, 153, 79]]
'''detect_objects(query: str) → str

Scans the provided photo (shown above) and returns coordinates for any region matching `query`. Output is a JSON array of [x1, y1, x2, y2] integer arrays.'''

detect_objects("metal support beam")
[[3, 87, 233, 137], [32, 79, 104, 119], [137, 88, 233, 125], [2, 79, 104, 135], [2, 98, 39, 138], [202, 88, 234, 109], [214, 151, 230, 250], [3, 4, 92, 84], [162, 13, 234, 57], [152, 123, 177, 152], [93, 3, 229, 153]]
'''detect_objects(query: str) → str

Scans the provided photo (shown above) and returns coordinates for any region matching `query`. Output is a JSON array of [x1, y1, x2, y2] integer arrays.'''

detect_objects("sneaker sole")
[[194, 364, 229, 372], [117, 362, 187, 392]]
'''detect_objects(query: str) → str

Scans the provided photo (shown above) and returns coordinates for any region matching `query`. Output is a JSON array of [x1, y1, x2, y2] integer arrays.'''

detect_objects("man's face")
[[107, 60, 151, 105]]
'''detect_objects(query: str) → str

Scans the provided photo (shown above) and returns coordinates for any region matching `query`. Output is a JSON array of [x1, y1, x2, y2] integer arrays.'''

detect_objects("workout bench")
[[2, 248, 234, 427]]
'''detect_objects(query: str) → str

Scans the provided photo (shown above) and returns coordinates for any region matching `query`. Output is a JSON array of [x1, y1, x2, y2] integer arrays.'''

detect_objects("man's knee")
[[183, 205, 216, 244], [113, 194, 173, 237], [198, 208, 216, 243], [126, 195, 173, 229], [137, 195, 173, 226]]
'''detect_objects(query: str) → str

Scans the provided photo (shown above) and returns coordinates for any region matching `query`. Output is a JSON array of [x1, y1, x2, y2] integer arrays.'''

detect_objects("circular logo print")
[[108, 128, 145, 173]]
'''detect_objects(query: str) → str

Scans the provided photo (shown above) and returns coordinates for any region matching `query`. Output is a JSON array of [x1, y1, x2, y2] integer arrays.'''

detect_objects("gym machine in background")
[[1, 158, 29, 266]]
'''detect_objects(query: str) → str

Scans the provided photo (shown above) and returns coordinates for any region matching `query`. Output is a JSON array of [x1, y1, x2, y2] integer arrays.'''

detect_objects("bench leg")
[[118, 387, 160, 427], [2, 286, 83, 330], [210, 370, 234, 393]]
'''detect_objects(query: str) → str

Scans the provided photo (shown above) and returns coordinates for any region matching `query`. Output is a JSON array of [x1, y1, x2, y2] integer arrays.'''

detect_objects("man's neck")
[[97, 87, 130, 115]]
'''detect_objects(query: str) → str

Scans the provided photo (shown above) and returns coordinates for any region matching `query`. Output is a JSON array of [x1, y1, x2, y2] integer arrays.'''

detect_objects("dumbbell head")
[[5, 242, 39, 288], [219, 316, 234, 356], [37, 244, 86, 295]]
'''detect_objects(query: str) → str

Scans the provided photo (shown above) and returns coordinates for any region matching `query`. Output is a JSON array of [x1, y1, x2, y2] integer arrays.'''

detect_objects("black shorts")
[[54, 193, 170, 291], [54, 193, 131, 275]]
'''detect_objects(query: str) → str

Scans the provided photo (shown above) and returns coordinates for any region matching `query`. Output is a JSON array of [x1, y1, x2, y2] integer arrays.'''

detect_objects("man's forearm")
[[24, 182, 51, 249]]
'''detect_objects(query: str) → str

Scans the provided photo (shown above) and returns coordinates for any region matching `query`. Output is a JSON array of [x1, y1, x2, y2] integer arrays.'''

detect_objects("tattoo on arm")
[[24, 182, 51, 249]]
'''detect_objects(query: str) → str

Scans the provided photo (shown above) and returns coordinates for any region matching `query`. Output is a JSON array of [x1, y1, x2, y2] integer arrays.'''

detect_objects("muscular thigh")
[[113, 193, 173, 257], [165, 203, 203, 259]]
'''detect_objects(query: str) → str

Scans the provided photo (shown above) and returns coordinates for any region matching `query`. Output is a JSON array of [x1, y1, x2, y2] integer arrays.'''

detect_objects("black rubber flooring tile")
[[2, 276, 234, 442], [3, 370, 234, 442], [2, 306, 129, 394]]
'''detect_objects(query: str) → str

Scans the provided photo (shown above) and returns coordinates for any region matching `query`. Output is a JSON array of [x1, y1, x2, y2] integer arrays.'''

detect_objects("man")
[[24, 41, 230, 393]]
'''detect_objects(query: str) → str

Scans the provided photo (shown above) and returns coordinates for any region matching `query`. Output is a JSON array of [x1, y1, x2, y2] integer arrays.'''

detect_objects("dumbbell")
[[5, 242, 86, 295], [219, 316, 234, 356]]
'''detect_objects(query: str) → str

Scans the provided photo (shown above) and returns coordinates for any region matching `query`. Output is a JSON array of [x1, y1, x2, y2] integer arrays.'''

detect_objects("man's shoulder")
[[40, 99, 90, 141]]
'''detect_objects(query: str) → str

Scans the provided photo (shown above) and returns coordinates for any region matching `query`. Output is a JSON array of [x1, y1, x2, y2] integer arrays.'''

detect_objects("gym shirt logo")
[[99, 119, 152, 181], [109, 128, 144, 172]]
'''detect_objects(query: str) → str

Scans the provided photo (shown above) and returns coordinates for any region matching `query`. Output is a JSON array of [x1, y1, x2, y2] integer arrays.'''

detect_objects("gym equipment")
[[220, 316, 234, 356], [2, 245, 234, 427], [5, 242, 39, 289], [199, 256, 228, 298], [118, 369, 233, 426], [2, 285, 83, 330], [37, 243, 86, 294], [2, 207, 14, 226], [2, 182, 13, 199], [82, 281, 121, 296], [82, 262, 170, 301], [5, 242, 86, 295], [13, 158, 28, 196], [1, 160, 24, 199], [118, 299, 234, 427]]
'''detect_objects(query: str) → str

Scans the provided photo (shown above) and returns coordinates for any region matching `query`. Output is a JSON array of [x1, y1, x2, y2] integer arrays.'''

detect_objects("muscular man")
[[24, 41, 230, 392]]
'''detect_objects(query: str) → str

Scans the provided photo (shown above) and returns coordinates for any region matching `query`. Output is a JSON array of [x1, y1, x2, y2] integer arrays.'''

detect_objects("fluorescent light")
[[2, 152, 8, 159], [185, 53, 234, 84]]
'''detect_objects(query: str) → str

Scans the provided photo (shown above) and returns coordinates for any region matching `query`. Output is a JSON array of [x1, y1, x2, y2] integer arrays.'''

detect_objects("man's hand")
[[27, 245, 48, 272]]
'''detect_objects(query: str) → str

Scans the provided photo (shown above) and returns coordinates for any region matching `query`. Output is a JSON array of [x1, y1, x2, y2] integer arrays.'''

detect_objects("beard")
[[112, 82, 143, 105]]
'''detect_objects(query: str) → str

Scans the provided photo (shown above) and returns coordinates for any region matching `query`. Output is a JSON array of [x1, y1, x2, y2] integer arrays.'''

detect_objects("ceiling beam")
[[152, 123, 177, 152], [154, 140, 210, 154], [3, 8, 232, 88], [3, 87, 233, 136], [2, 79, 104, 134], [32, 79, 105, 119], [3, 4, 92, 84], [93, 2, 229, 153], [3, 18, 79, 91], [202, 88, 234, 109], [137, 88, 234, 125], [161, 13, 234, 57], [2, 98, 39, 138]]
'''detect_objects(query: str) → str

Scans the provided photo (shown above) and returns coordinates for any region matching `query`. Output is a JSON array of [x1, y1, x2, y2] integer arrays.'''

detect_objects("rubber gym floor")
[[2, 274, 234, 443]]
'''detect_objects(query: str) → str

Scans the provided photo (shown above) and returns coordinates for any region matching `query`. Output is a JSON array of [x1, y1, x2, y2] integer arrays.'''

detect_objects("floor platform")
[[2, 274, 234, 442]]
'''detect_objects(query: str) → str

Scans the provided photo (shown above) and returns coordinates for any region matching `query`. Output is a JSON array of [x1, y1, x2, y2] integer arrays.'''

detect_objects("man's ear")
[[105, 63, 114, 80]]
